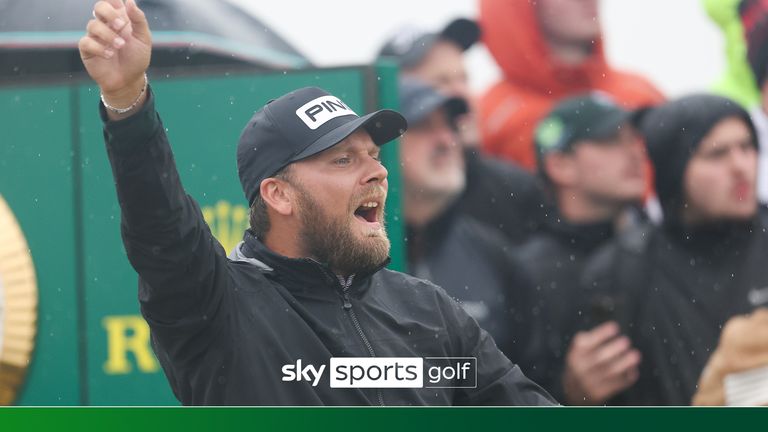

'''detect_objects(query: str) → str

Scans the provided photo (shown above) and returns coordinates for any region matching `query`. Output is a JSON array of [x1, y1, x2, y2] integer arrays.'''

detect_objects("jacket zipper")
[[337, 274, 385, 407]]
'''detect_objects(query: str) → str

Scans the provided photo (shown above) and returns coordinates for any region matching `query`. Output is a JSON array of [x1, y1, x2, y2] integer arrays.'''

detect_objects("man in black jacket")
[[79, 0, 555, 406], [398, 78, 537, 364], [582, 94, 768, 405], [518, 93, 648, 404]]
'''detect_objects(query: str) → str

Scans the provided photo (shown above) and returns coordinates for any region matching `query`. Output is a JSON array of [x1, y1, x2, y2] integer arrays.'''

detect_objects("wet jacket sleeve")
[[436, 289, 559, 406], [100, 87, 230, 347]]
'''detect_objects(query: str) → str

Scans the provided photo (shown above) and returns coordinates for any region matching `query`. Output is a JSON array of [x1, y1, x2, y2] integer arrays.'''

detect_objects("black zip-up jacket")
[[459, 148, 548, 245], [100, 88, 556, 406], [515, 215, 616, 399], [580, 210, 768, 405], [406, 202, 537, 364]]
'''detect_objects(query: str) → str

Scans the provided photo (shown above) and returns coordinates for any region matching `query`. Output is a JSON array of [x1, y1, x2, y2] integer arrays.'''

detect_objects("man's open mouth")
[[354, 200, 381, 224]]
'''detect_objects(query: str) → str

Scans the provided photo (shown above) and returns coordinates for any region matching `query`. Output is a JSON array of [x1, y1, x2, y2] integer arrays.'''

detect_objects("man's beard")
[[294, 184, 390, 276]]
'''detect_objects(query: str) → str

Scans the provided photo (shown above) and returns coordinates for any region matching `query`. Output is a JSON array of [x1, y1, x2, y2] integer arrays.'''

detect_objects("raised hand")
[[79, 0, 152, 116]]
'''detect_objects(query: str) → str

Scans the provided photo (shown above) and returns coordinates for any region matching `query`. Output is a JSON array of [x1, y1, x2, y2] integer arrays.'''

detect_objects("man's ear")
[[544, 152, 577, 188], [260, 177, 294, 216]]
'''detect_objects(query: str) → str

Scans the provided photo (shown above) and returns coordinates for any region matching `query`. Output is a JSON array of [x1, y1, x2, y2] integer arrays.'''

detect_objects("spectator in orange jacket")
[[478, 0, 665, 171]]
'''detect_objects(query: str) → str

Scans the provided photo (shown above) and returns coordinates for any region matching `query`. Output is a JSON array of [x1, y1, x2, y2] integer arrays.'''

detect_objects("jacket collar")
[[662, 217, 757, 256], [542, 211, 615, 253], [235, 229, 389, 296], [405, 197, 462, 262]]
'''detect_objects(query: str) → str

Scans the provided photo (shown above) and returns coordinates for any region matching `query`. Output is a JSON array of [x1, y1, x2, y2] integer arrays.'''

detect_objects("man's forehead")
[[700, 122, 753, 148], [427, 39, 465, 58], [700, 136, 751, 150]]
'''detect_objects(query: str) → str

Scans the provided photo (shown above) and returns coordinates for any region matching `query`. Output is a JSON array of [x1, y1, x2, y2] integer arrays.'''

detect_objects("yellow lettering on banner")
[[202, 200, 248, 253], [102, 315, 159, 375]]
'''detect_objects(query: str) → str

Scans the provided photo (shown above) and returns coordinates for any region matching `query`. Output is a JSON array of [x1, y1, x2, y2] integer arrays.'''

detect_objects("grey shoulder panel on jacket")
[[227, 241, 273, 272]]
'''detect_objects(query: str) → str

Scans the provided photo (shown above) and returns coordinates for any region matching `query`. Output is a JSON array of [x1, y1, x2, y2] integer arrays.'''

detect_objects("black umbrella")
[[0, 0, 311, 80]]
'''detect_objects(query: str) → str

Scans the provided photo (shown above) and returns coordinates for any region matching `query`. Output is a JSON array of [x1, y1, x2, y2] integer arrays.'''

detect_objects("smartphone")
[[587, 294, 621, 328]]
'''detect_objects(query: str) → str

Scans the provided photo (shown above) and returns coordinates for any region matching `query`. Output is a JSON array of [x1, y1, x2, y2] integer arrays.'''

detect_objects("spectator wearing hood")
[[580, 94, 768, 405], [478, 0, 664, 171]]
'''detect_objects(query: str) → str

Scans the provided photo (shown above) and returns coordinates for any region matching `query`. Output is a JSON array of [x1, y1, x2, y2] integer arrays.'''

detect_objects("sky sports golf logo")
[[281, 357, 477, 389]]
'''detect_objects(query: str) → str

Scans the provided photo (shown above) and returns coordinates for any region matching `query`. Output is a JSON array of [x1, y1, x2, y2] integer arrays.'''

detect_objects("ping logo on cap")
[[296, 96, 357, 130]]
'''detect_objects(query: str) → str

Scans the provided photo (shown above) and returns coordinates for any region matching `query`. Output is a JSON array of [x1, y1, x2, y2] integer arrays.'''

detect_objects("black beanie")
[[638, 94, 757, 219]]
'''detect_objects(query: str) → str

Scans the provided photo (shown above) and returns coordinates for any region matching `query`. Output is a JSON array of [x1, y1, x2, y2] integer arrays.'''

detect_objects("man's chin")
[[341, 233, 391, 274], [360, 230, 391, 252], [351, 216, 383, 235], [362, 225, 386, 237], [725, 202, 758, 220], [421, 175, 465, 198], [361, 229, 390, 245]]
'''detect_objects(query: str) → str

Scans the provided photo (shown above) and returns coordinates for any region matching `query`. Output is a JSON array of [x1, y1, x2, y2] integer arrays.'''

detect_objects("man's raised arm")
[[78, 0, 230, 330]]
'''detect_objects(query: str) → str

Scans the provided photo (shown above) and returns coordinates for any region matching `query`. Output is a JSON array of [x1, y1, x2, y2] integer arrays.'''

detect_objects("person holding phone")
[[517, 93, 649, 405]]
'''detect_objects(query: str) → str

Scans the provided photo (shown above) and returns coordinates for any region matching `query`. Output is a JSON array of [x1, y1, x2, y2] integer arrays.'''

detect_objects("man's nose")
[[622, 134, 645, 158], [362, 153, 388, 184], [730, 145, 756, 177], [434, 125, 458, 149], [446, 82, 471, 104]]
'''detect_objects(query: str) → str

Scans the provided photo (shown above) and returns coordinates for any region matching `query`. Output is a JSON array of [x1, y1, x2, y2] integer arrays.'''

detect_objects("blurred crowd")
[[376, 0, 768, 406]]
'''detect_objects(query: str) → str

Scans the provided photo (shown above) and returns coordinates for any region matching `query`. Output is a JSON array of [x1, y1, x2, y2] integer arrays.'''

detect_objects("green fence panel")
[[0, 85, 81, 405]]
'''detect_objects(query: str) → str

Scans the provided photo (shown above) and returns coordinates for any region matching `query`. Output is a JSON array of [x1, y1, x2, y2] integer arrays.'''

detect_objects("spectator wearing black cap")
[[378, 19, 548, 244], [379, 18, 479, 113], [79, 0, 556, 406], [581, 94, 768, 405], [517, 92, 647, 405], [398, 78, 538, 365]]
